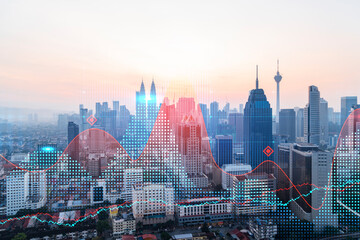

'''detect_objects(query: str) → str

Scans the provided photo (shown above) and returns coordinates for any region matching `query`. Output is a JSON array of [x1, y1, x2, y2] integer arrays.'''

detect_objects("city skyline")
[[1, 1, 360, 114]]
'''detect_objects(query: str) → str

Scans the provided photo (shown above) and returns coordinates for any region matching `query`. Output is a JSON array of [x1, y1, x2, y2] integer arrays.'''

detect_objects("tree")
[[11, 233, 27, 240], [161, 231, 172, 240], [98, 209, 109, 220], [136, 221, 143, 232], [165, 220, 175, 228], [201, 223, 210, 233], [214, 184, 223, 192], [96, 220, 110, 236], [116, 198, 125, 205]]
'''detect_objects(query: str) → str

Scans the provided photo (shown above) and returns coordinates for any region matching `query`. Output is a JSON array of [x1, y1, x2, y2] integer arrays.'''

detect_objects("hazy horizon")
[[1, 0, 360, 115]]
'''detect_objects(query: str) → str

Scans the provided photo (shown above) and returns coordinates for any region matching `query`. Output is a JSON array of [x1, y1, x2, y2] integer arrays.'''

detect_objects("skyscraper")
[[228, 112, 244, 147], [136, 80, 146, 121], [341, 96, 357, 127], [320, 98, 329, 145], [244, 66, 273, 169], [147, 79, 157, 127], [296, 108, 304, 139], [274, 59, 282, 123], [199, 103, 209, 130], [215, 135, 233, 167], [177, 115, 208, 187], [67, 121, 79, 161], [177, 115, 202, 174], [304, 86, 320, 145], [36, 144, 58, 168], [286, 143, 337, 230], [279, 109, 296, 142], [210, 101, 219, 136]]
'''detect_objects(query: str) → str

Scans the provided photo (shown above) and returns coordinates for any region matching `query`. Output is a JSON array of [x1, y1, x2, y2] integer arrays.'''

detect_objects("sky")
[[1, 0, 360, 116]]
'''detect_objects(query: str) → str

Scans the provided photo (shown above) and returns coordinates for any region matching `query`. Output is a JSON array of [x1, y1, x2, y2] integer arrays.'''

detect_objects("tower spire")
[[256, 65, 259, 89], [274, 59, 283, 124]]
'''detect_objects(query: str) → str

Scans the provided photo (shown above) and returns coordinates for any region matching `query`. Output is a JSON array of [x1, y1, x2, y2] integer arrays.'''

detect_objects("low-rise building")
[[177, 197, 232, 225], [112, 213, 136, 237], [232, 173, 276, 215], [249, 218, 277, 240], [132, 183, 174, 225]]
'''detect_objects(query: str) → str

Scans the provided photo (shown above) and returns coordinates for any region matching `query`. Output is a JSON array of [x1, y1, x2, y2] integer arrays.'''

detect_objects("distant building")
[[296, 108, 304, 139], [341, 96, 357, 127], [304, 86, 320, 145], [67, 121, 79, 161], [320, 98, 329, 145], [199, 103, 209, 132], [215, 135, 233, 167], [147, 79, 158, 128], [228, 112, 244, 151], [209, 101, 219, 136], [279, 109, 296, 142]]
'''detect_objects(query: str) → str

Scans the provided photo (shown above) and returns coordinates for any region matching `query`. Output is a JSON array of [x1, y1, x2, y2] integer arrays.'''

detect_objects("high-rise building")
[[6, 170, 25, 216], [6, 169, 46, 216], [244, 66, 273, 169], [136, 80, 146, 121], [113, 101, 120, 113], [210, 101, 219, 136], [147, 79, 157, 127], [341, 96, 357, 127], [239, 104, 244, 114], [333, 109, 360, 221], [24, 171, 47, 210], [199, 103, 209, 131], [67, 122, 79, 161], [177, 97, 196, 121], [177, 115, 208, 187], [274, 59, 282, 123], [223, 102, 230, 116], [228, 112, 244, 148], [36, 144, 58, 168], [79, 105, 90, 132], [67, 122, 79, 144], [215, 135, 233, 167], [320, 98, 329, 145], [279, 109, 296, 142], [277, 144, 291, 203], [296, 108, 304, 139], [286, 143, 337, 230], [304, 86, 320, 145], [122, 168, 143, 202]]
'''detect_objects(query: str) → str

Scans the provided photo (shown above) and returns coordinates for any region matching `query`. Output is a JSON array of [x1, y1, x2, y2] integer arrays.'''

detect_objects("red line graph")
[[1, 102, 359, 212]]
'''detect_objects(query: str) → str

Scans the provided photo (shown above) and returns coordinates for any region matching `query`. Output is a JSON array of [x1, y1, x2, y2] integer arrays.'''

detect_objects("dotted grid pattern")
[[3, 107, 360, 238]]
